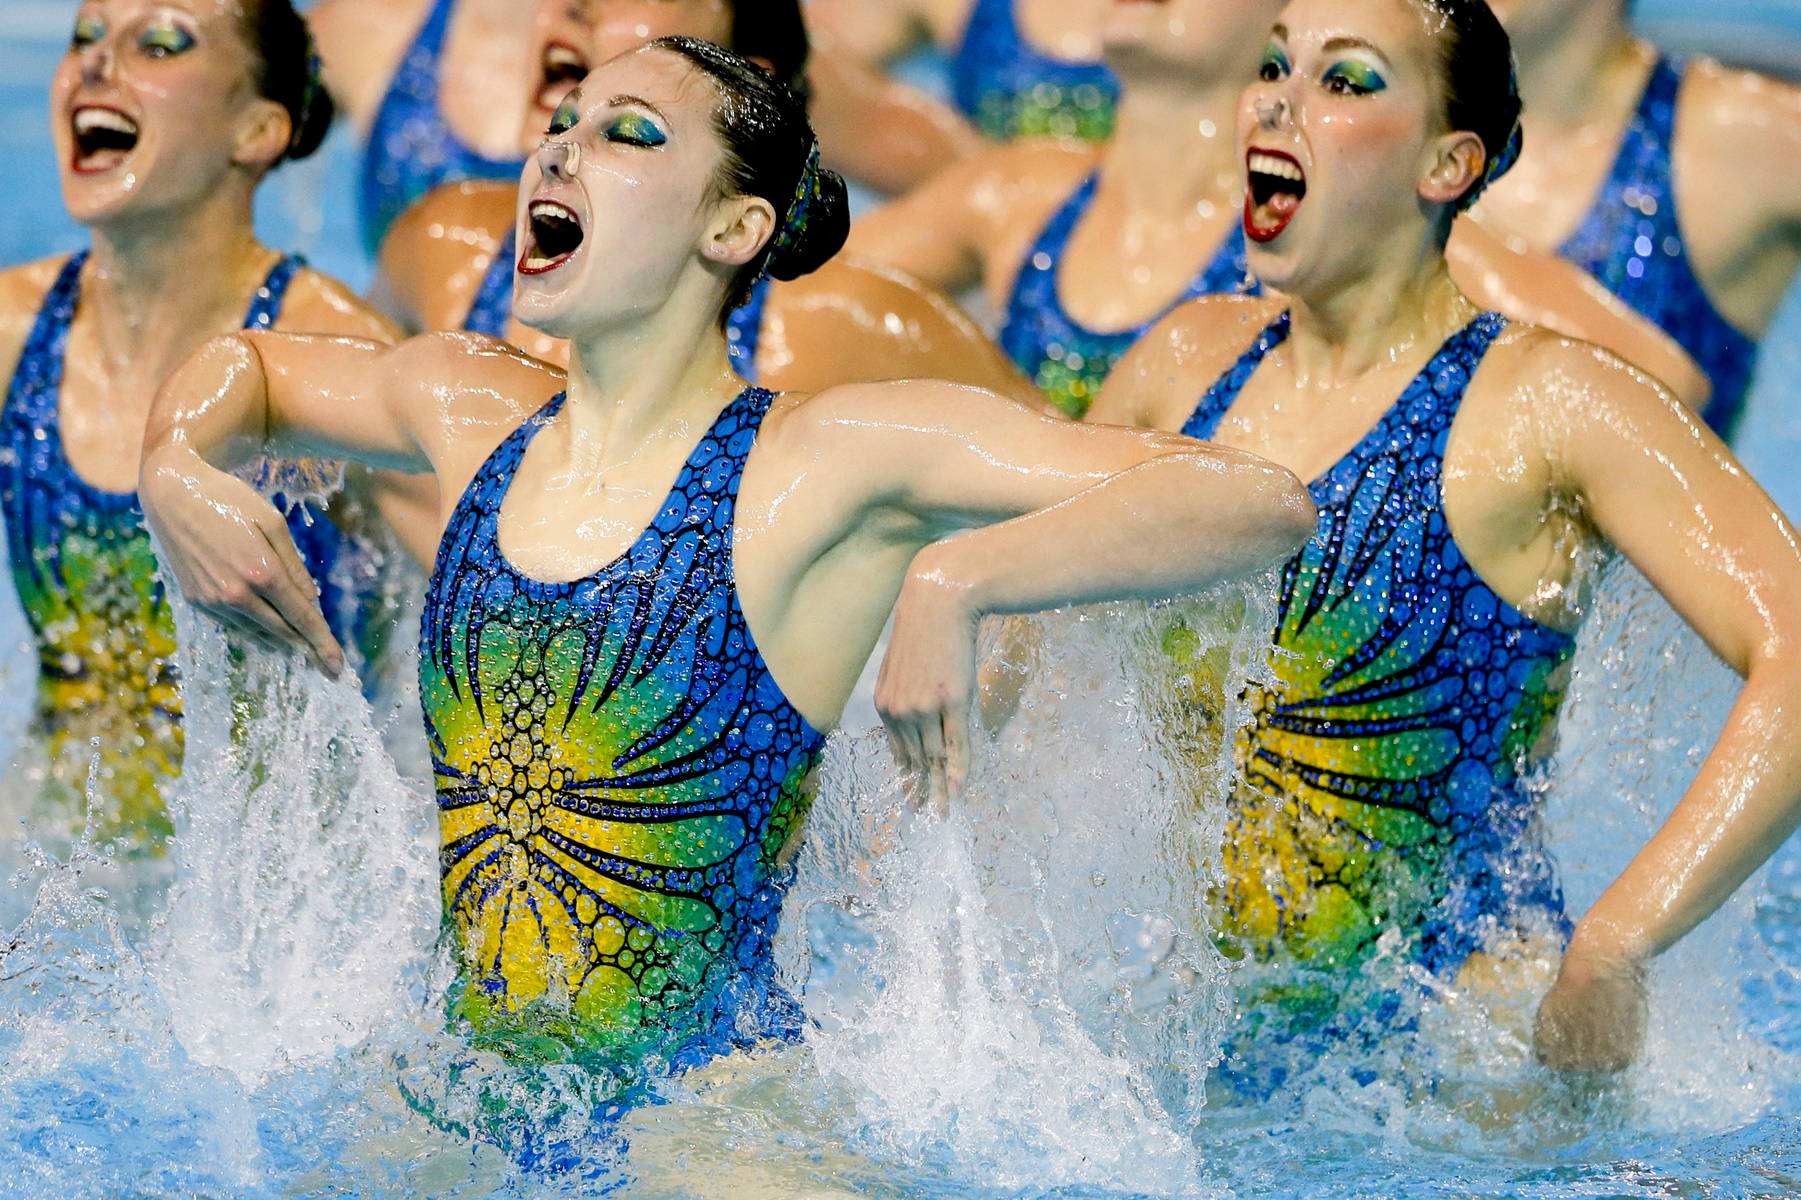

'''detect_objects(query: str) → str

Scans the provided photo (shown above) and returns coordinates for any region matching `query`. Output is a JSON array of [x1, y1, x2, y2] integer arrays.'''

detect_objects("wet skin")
[[1472, 0, 1801, 340], [140, 45, 1317, 812], [844, 0, 1709, 409], [1093, 0, 1801, 1074]]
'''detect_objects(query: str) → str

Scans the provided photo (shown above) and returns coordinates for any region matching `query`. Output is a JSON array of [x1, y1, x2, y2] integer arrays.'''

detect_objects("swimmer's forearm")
[[1574, 669, 1801, 965], [911, 449, 1315, 617]]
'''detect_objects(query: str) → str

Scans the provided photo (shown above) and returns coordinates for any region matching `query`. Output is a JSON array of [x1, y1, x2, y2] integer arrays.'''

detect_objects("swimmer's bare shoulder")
[[0, 256, 72, 394], [308, 0, 433, 129], [380, 180, 515, 333], [1672, 59, 1801, 327], [281, 268, 405, 344], [1088, 293, 1285, 431]]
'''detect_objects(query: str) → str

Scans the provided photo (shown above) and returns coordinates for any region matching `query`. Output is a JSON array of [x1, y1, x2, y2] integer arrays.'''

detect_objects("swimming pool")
[[3, 3, 1801, 1197]]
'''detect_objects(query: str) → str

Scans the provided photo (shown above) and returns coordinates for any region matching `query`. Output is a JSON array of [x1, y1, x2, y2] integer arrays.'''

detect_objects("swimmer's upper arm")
[[1537, 335, 1801, 673], [1446, 221, 1710, 412], [241, 330, 552, 477], [308, 0, 424, 129], [760, 259, 1041, 406], [1089, 295, 1279, 431], [378, 182, 515, 335], [795, 376, 1303, 537], [844, 142, 1091, 295]]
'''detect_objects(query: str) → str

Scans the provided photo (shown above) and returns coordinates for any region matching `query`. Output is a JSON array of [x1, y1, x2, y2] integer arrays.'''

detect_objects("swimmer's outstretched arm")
[[802, 380, 1317, 808], [1522, 342, 1801, 1072], [140, 329, 556, 672]]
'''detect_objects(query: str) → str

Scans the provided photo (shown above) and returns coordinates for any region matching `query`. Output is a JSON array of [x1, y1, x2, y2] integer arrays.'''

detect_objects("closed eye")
[[604, 113, 667, 148], [138, 23, 197, 58], [547, 98, 580, 136], [71, 14, 105, 50]]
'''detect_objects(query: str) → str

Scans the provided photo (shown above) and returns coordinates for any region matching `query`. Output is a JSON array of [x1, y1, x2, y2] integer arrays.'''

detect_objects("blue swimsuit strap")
[[1002, 174, 1253, 345], [1557, 55, 1757, 435], [463, 230, 767, 384]]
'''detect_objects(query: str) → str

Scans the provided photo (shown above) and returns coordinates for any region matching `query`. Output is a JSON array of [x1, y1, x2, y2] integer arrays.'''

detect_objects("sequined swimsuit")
[[1001, 174, 1254, 417], [359, 0, 524, 252], [465, 230, 769, 382], [420, 386, 824, 1070], [1182, 313, 1574, 978], [0, 253, 354, 846], [1558, 56, 1756, 438], [951, 0, 1119, 142]]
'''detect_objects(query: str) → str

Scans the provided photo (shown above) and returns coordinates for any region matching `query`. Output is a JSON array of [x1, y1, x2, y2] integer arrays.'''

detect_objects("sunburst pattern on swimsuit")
[[1183, 311, 1573, 978], [420, 386, 824, 1070]]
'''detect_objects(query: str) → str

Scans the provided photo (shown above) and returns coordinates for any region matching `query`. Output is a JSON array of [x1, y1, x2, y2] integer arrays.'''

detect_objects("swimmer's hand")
[[141, 450, 346, 679], [876, 545, 980, 816], [1531, 943, 1648, 1073]]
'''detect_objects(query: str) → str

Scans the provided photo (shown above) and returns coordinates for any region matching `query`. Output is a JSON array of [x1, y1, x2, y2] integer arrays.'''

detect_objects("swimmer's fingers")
[[249, 523, 345, 679], [941, 700, 971, 805], [917, 711, 950, 818], [1532, 951, 1647, 1073]]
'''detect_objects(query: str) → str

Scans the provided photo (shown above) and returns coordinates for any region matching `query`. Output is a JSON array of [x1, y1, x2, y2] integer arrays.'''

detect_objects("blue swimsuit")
[[1001, 174, 1253, 417], [0, 253, 354, 844], [419, 385, 824, 1074], [359, 0, 523, 252], [1558, 56, 1756, 437], [465, 230, 770, 381], [951, 0, 1119, 142], [1182, 312, 1573, 981]]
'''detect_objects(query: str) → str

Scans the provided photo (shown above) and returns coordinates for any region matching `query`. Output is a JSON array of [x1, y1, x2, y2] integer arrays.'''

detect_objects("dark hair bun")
[[766, 165, 848, 281], [285, 74, 335, 162]]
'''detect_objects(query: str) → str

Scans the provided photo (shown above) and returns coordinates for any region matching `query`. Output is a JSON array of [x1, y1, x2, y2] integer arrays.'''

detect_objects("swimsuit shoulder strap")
[[1180, 311, 1291, 440], [4, 253, 87, 424], [464, 230, 515, 337], [405, 0, 460, 69], [244, 254, 305, 331], [1564, 55, 1684, 254], [1003, 173, 1100, 311]]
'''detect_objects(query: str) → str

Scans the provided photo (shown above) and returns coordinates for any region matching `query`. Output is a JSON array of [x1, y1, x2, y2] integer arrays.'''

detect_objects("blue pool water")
[[3, 3, 1801, 1197]]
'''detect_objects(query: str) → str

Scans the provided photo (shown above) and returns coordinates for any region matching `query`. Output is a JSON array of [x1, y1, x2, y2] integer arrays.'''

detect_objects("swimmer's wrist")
[[906, 539, 988, 624], [1563, 916, 1653, 975]]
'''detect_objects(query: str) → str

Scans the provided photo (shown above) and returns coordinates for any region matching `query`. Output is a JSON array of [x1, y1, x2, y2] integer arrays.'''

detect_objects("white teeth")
[[74, 107, 139, 137], [544, 44, 586, 71], [529, 201, 571, 221], [1248, 152, 1303, 182]]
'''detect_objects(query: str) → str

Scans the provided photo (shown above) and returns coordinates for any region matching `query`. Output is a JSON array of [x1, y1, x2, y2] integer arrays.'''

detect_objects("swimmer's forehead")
[[1266, 1, 1437, 67], [73, 0, 240, 25], [563, 48, 722, 129]]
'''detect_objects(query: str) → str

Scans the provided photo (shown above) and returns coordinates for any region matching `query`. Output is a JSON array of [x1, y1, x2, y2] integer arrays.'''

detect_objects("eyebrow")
[[604, 93, 670, 123], [1321, 36, 1391, 63]]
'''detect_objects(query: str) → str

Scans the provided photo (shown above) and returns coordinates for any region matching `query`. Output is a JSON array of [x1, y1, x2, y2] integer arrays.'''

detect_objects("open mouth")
[[520, 200, 584, 274], [71, 105, 140, 174], [535, 41, 589, 113], [1244, 149, 1306, 244]]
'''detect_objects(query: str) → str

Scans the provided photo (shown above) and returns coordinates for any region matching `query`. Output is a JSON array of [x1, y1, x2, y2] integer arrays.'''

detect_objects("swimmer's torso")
[[360, 0, 523, 251], [1183, 312, 1575, 976], [951, 0, 1119, 142], [1001, 174, 1254, 417], [0, 254, 355, 844], [420, 386, 824, 1068]]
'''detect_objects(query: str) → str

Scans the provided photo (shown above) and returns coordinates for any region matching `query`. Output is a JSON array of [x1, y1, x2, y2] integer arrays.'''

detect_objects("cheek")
[[1310, 105, 1423, 193]]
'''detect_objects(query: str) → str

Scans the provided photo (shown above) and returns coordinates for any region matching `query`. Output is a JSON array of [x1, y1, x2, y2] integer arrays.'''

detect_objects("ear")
[[702, 193, 778, 270], [1419, 129, 1486, 208], [231, 96, 292, 172]]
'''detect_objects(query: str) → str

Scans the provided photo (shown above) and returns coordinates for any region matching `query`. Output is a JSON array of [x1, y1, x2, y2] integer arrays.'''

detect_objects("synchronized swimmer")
[[0, 0, 1798, 1166]]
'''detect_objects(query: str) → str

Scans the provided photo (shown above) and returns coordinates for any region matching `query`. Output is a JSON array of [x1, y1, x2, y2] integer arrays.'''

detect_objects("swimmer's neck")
[[1281, 257, 1471, 389], [1513, 6, 1648, 129], [81, 185, 272, 384], [557, 294, 747, 476], [1098, 68, 1246, 219]]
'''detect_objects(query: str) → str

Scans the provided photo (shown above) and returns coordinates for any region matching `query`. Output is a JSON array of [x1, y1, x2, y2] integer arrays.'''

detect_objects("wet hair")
[[727, 0, 811, 101], [1411, 0, 1523, 210], [649, 36, 849, 322], [236, 0, 334, 164]]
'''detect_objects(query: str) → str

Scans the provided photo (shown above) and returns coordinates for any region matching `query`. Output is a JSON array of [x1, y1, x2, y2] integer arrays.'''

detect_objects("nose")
[[77, 38, 113, 87], [537, 136, 579, 180], [1255, 93, 1292, 131]]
